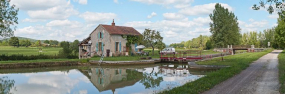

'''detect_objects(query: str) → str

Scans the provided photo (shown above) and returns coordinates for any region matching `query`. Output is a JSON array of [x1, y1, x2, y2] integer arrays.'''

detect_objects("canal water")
[[0, 64, 215, 94]]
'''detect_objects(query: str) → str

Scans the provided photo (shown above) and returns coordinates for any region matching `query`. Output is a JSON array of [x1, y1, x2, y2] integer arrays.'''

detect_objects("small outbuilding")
[[79, 20, 141, 59]]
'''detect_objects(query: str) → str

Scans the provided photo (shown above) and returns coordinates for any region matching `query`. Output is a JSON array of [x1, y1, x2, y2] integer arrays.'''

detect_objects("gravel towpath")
[[202, 50, 282, 94]]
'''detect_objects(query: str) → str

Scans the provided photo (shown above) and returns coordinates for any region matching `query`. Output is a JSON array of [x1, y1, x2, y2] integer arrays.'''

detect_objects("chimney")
[[112, 19, 115, 26]]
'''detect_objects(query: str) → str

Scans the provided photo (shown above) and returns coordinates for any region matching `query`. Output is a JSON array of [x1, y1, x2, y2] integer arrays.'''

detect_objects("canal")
[[0, 64, 216, 94]]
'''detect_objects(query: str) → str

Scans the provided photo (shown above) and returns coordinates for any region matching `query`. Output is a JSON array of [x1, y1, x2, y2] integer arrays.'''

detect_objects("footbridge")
[[214, 45, 269, 54]]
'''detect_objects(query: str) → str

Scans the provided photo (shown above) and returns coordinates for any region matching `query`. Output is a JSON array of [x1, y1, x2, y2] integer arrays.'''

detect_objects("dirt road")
[[202, 50, 283, 94]]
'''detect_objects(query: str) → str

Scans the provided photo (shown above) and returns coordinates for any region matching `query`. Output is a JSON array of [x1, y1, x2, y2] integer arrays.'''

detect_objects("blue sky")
[[10, 0, 278, 44]]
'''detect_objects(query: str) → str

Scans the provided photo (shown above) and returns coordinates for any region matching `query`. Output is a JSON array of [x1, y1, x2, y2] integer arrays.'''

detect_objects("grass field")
[[160, 49, 273, 94], [0, 46, 61, 56], [278, 50, 285, 93]]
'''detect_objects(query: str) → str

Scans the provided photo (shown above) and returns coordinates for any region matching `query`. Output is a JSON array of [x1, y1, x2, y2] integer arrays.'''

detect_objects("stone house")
[[79, 20, 141, 58]]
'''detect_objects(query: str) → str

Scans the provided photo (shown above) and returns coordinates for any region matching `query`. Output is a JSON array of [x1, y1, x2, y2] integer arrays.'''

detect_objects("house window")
[[115, 42, 119, 51], [100, 32, 102, 38]]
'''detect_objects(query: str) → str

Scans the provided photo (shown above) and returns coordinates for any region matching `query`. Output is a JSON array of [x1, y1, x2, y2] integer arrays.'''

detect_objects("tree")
[[35, 40, 41, 47], [0, 0, 19, 37], [142, 29, 163, 56], [122, 35, 142, 53], [155, 41, 166, 51], [252, 1, 285, 19], [70, 40, 79, 55], [50, 40, 59, 46], [206, 40, 213, 50], [275, 16, 285, 49], [210, 3, 241, 47], [59, 41, 72, 58], [8, 37, 18, 47], [43, 40, 49, 44]]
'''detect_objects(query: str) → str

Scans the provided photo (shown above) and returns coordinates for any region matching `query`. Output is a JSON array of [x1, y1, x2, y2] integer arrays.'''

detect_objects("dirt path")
[[202, 50, 283, 94]]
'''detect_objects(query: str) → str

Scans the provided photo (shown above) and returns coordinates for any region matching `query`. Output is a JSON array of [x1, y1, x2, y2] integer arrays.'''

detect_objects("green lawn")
[[0, 46, 61, 56], [160, 49, 273, 94], [278, 50, 285, 93], [0, 59, 80, 64]]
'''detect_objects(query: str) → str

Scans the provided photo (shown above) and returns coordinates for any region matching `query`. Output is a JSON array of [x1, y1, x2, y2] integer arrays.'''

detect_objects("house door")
[[106, 49, 110, 57], [126, 46, 129, 52], [99, 42, 102, 51]]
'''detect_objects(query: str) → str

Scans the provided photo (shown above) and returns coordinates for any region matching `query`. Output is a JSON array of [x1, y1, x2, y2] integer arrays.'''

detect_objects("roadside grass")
[[159, 49, 273, 94], [278, 50, 285, 93], [0, 59, 80, 64], [0, 46, 61, 56]]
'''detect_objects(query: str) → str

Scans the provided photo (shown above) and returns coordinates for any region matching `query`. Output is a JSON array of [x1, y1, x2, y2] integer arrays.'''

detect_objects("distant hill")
[[1, 37, 39, 42]]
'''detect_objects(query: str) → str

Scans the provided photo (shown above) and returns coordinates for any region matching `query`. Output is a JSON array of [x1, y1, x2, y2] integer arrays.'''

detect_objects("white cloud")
[[130, 0, 193, 8], [179, 3, 233, 16], [124, 17, 211, 44], [10, 0, 67, 10], [46, 20, 81, 28], [79, 11, 117, 23], [147, 12, 157, 18], [239, 19, 269, 33], [22, 18, 46, 22], [11, 0, 78, 21], [268, 12, 279, 19], [163, 13, 186, 20], [15, 19, 94, 41], [74, 0, 88, 5], [114, 0, 119, 3]]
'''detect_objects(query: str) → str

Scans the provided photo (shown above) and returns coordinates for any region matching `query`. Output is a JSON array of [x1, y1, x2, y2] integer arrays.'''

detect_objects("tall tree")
[[8, 37, 18, 47], [210, 3, 241, 47], [275, 15, 285, 49], [0, 0, 19, 37], [142, 29, 163, 56]]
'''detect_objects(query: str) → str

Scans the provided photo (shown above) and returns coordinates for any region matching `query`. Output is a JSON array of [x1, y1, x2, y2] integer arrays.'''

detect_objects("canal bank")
[[0, 59, 161, 69]]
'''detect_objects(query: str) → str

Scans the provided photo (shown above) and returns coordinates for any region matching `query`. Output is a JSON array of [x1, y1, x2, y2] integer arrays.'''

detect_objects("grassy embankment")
[[279, 50, 285, 93], [160, 49, 273, 94], [91, 49, 221, 61], [0, 46, 61, 56]]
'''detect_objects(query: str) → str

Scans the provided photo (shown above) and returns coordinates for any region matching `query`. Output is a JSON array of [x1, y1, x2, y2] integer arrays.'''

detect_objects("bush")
[[0, 54, 77, 61]]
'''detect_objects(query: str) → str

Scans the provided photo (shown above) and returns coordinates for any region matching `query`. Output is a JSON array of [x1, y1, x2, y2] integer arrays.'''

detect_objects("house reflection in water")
[[79, 68, 143, 93]]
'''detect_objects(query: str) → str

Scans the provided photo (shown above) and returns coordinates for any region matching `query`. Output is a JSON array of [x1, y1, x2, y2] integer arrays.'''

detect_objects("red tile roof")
[[101, 25, 141, 36]]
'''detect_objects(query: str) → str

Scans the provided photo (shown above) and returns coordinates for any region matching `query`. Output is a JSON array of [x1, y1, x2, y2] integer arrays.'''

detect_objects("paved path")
[[202, 50, 282, 94]]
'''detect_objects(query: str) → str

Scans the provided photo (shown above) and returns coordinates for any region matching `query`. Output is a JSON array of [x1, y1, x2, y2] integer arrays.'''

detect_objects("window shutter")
[[115, 42, 117, 51], [135, 43, 137, 52], [119, 42, 121, 52], [101, 42, 104, 51]]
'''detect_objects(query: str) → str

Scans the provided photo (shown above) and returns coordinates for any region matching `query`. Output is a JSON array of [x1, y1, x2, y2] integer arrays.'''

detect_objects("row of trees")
[[169, 35, 210, 50], [240, 28, 276, 48], [0, 37, 60, 47]]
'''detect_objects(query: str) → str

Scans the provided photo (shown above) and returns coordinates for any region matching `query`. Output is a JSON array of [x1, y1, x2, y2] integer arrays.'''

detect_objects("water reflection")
[[0, 64, 214, 94], [0, 76, 16, 94]]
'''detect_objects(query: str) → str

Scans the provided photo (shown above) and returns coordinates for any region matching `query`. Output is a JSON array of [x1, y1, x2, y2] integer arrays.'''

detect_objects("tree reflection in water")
[[140, 68, 163, 89], [0, 76, 16, 94]]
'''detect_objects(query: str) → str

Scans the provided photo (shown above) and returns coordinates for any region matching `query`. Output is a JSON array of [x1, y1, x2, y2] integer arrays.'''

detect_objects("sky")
[[9, 0, 279, 45]]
